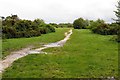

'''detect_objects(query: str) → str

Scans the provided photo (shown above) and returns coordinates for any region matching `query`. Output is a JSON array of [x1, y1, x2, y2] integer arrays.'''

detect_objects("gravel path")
[[0, 29, 72, 73]]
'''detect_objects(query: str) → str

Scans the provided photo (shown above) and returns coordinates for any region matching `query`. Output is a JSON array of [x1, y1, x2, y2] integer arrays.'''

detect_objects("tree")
[[114, 0, 120, 42], [114, 0, 120, 24], [73, 18, 86, 29]]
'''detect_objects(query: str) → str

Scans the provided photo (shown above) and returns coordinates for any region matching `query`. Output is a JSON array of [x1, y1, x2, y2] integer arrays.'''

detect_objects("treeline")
[[73, 18, 120, 42], [73, 1, 120, 42], [49, 23, 73, 28], [2, 15, 55, 39], [89, 20, 119, 35]]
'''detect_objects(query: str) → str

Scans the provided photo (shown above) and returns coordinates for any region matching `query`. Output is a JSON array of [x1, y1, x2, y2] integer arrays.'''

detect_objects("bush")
[[2, 15, 55, 39], [109, 23, 119, 35], [45, 24, 55, 33], [2, 26, 17, 38], [39, 27, 47, 34], [92, 23, 110, 35], [90, 20, 119, 35], [110, 35, 120, 42]]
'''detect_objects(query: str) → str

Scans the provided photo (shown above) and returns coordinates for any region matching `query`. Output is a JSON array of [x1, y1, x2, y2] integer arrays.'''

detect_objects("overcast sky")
[[0, 0, 118, 23]]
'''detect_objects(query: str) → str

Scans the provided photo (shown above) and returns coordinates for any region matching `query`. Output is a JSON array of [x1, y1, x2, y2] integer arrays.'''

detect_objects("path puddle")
[[0, 29, 72, 73]]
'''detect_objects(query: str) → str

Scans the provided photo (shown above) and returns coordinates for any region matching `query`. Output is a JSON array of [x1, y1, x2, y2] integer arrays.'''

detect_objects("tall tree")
[[114, 0, 120, 24], [114, 0, 120, 43]]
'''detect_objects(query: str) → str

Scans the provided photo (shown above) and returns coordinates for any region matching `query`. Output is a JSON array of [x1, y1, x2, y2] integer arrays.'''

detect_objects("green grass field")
[[2, 28, 69, 58], [2, 29, 118, 78]]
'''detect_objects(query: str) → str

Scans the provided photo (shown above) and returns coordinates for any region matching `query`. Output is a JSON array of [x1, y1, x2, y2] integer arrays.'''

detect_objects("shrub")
[[48, 25, 55, 32], [45, 24, 55, 33], [110, 35, 120, 42], [90, 20, 119, 35], [39, 27, 47, 34], [2, 15, 55, 39], [92, 23, 110, 35], [109, 23, 119, 35], [2, 26, 17, 38]]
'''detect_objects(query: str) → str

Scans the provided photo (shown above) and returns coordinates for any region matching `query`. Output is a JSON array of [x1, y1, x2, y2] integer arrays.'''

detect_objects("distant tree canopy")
[[73, 17, 119, 35], [48, 23, 73, 28], [58, 23, 73, 28], [89, 19, 119, 35], [2, 15, 55, 39], [73, 18, 89, 29], [49, 23, 58, 28]]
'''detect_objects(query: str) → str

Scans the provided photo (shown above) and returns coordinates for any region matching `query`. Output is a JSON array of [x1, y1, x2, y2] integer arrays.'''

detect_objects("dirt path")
[[0, 29, 72, 73]]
